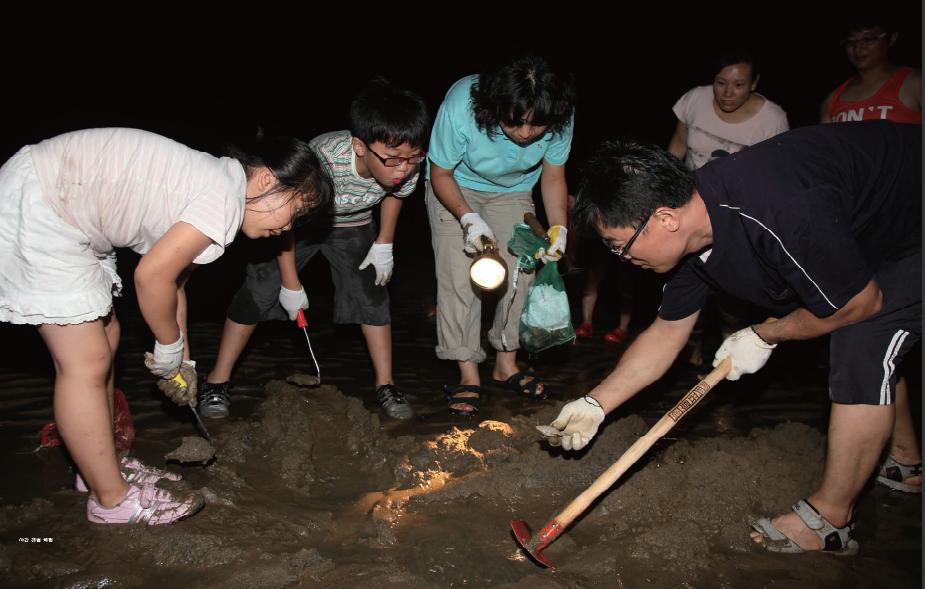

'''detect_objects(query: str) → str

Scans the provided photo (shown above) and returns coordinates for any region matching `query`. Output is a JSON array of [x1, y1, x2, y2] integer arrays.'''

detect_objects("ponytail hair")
[[225, 130, 334, 220]]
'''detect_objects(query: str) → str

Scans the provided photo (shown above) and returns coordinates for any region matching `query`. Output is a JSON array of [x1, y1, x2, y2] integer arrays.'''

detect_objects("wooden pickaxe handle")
[[550, 358, 731, 529], [523, 212, 549, 240]]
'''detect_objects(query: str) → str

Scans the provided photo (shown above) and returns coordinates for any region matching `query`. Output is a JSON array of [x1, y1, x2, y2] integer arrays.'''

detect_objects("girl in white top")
[[668, 50, 789, 170], [0, 128, 332, 525]]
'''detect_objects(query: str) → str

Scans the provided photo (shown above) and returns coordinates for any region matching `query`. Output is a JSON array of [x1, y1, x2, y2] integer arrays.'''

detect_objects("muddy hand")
[[156, 360, 198, 407], [542, 395, 606, 451]]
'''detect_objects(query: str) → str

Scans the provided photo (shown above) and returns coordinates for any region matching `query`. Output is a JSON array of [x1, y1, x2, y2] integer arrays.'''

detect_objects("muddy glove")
[[156, 360, 198, 407], [279, 285, 309, 321], [538, 225, 567, 263], [143, 333, 184, 378], [542, 395, 606, 451], [358, 242, 394, 286], [460, 212, 497, 254], [713, 325, 777, 381]]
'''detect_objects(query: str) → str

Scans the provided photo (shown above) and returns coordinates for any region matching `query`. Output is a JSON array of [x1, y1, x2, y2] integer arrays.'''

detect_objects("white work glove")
[[358, 242, 394, 286], [156, 360, 198, 407], [279, 285, 309, 320], [460, 212, 497, 254], [538, 225, 567, 263], [542, 396, 606, 451], [712, 325, 777, 381], [143, 333, 185, 378]]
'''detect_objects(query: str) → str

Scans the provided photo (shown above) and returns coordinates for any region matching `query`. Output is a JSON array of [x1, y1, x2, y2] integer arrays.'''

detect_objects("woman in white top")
[[668, 50, 789, 169], [0, 128, 332, 525], [667, 51, 789, 368]]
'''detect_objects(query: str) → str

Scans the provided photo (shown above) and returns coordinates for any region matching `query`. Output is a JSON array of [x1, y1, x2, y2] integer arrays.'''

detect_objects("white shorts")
[[0, 146, 122, 325]]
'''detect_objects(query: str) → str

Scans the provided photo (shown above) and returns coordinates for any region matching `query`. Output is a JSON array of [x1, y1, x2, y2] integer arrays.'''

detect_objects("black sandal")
[[444, 385, 481, 417], [493, 368, 546, 400]]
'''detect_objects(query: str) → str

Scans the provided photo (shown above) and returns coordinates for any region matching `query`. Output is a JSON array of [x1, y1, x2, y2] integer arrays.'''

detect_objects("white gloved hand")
[[143, 333, 185, 378], [712, 325, 777, 381], [460, 212, 497, 254], [543, 395, 606, 451], [358, 242, 395, 286], [539, 225, 568, 263], [279, 285, 309, 320]]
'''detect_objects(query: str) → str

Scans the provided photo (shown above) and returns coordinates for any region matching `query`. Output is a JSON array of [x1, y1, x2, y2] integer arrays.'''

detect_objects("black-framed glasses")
[[840, 32, 887, 48], [366, 145, 426, 167], [603, 218, 648, 261]]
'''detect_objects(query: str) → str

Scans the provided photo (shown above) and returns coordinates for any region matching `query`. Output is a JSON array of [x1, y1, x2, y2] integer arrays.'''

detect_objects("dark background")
[[2, 2, 920, 157], [0, 1, 920, 319]]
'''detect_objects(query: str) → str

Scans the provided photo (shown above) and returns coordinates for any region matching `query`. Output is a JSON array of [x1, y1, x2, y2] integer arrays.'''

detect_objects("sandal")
[[493, 368, 546, 400], [445, 385, 481, 417], [751, 499, 858, 555], [877, 455, 923, 493]]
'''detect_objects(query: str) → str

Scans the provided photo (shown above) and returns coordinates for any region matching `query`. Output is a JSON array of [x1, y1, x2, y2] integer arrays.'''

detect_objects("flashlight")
[[469, 236, 508, 290]]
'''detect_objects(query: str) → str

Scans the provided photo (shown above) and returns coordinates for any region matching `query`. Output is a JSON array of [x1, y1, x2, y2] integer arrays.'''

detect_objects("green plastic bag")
[[507, 223, 547, 272], [519, 260, 576, 353]]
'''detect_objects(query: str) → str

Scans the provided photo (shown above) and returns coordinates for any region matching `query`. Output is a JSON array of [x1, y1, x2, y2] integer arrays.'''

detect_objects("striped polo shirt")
[[309, 131, 419, 227]]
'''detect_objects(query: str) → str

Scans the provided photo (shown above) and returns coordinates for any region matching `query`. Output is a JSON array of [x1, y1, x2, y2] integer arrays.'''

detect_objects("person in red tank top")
[[821, 20, 922, 124], [821, 16, 923, 497]]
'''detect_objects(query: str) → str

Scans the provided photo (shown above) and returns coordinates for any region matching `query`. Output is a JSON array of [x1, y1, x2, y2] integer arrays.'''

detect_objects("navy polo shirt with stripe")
[[658, 120, 921, 322]]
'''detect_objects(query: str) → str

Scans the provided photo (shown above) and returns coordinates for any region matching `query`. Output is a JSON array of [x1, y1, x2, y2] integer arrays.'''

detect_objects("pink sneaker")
[[86, 483, 203, 525], [76, 456, 182, 493]]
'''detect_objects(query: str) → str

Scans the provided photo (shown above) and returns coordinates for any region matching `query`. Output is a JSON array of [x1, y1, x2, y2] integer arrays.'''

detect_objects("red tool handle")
[[296, 308, 308, 329]]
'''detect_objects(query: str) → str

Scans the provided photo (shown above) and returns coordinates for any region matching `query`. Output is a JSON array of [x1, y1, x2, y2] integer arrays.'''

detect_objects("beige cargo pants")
[[425, 181, 537, 363]]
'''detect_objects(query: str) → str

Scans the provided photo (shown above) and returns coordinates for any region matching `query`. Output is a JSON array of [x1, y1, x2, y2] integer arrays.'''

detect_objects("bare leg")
[[449, 360, 481, 413], [39, 320, 128, 507], [360, 324, 393, 387], [580, 266, 603, 326], [888, 376, 922, 485], [616, 265, 633, 332], [102, 312, 120, 421], [206, 319, 258, 384], [492, 349, 544, 396], [751, 402, 893, 550]]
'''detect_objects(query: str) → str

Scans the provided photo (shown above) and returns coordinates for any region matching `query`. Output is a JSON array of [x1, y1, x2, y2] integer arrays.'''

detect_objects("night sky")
[[2, 2, 920, 159]]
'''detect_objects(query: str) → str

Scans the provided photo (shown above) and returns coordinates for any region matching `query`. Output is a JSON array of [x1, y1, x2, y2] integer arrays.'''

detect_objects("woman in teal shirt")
[[426, 55, 577, 416]]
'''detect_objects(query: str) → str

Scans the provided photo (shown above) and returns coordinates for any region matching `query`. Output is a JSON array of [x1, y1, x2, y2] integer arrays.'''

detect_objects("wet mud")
[[1, 373, 920, 588], [165, 436, 216, 464], [0, 251, 919, 588]]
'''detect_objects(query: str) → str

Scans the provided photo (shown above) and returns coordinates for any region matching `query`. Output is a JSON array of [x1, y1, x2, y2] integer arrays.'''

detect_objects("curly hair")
[[470, 55, 576, 138]]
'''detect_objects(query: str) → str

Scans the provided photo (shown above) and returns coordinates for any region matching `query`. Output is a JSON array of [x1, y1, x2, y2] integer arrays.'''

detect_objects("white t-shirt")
[[30, 128, 246, 264], [673, 85, 789, 170]]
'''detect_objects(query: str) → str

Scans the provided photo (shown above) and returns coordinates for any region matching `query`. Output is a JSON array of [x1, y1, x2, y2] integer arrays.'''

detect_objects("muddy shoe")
[[376, 384, 413, 420], [198, 381, 230, 419], [86, 483, 203, 525], [76, 456, 182, 493]]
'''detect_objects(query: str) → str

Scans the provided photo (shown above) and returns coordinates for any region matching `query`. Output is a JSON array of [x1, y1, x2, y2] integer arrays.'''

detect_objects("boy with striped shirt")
[[200, 78, 429, 420]]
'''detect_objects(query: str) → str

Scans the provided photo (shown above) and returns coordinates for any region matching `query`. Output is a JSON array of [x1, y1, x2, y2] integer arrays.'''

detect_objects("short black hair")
[[712, 49, 759, 82], [350, 76, 429, 149], [573, 139, 694, 234], [471, 55, 577, 138]]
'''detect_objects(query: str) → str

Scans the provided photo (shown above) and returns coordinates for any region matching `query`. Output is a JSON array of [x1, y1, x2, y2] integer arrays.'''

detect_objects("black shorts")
[[828, 252, 921, 405], [226, 223, 390, 326]]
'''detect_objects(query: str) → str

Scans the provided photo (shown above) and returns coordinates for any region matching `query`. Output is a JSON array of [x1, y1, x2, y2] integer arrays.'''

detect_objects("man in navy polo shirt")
[[543, 120, 921, 555]]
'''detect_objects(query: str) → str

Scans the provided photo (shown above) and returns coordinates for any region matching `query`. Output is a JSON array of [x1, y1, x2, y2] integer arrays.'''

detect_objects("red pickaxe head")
[[510, 518, 562, 569]]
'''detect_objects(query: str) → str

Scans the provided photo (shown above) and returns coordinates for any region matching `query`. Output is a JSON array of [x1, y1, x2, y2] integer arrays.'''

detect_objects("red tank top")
[[828, 67, 922, 124]]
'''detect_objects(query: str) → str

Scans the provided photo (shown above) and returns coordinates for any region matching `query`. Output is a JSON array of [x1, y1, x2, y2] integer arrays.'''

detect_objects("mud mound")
[[0, 381, 916, 588]]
